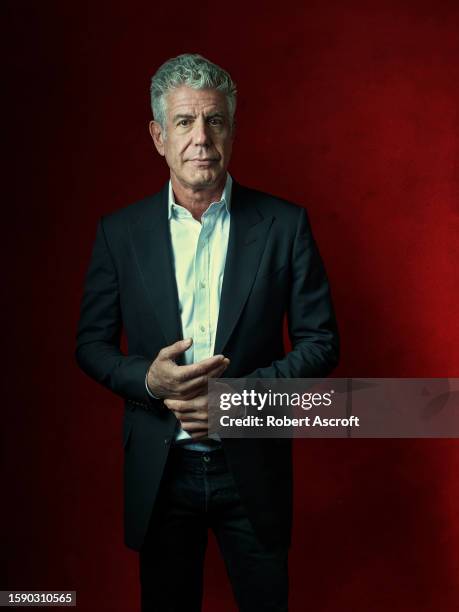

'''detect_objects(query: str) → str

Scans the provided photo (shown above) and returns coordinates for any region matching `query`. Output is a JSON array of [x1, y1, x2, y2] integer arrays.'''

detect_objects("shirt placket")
[[193, 211, 214, 362]]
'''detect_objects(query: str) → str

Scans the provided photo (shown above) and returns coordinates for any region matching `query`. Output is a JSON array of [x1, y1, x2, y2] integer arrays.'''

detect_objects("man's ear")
[[149, 120, 165, 156]]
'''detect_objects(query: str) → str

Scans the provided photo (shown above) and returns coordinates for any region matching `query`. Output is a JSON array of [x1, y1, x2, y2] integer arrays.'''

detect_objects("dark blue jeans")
[[139, 446, 289, 611]]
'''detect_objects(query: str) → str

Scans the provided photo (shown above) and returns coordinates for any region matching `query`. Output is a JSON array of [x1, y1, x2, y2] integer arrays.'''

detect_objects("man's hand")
[[164, 393, 210, 440], [164, 381, 237, 440], [147, 338, 230, 400]]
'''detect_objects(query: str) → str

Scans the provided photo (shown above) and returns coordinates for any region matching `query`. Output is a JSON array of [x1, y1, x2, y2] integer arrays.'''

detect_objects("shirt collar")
[[167, 172, 232, 220]]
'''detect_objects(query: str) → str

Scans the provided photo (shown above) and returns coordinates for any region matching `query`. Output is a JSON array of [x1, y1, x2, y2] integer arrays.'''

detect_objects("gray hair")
[[150, 53, 237, 132]]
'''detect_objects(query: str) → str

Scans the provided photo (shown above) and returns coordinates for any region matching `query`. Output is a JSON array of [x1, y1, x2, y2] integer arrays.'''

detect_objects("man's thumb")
[[164, 338, 193, 359]]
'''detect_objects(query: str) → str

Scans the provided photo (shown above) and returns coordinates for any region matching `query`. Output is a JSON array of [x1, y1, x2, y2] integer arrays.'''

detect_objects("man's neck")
[[171, 174, 226, 222]]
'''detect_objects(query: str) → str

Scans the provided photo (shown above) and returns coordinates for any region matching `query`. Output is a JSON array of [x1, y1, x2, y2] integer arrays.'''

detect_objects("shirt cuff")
[[145, 371, 161, 399]]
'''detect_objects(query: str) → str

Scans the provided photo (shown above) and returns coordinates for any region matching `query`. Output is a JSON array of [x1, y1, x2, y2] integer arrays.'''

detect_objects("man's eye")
[[209, 118, 222, 126], [178, 119, 190, 127]]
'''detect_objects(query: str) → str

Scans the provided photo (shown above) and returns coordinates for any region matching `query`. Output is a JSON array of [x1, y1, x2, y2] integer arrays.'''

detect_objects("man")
[[76, 53, 339, 611]]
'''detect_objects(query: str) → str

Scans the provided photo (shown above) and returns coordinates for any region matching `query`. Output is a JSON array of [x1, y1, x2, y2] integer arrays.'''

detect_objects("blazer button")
[[164, 438, 171, 446]]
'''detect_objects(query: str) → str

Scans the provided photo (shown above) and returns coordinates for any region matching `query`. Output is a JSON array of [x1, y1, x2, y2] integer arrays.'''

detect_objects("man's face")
[[150, 86, 234, 190]]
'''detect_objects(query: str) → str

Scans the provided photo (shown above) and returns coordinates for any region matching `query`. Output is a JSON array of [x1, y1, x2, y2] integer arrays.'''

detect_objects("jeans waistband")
[[167, 445, 228, 474]]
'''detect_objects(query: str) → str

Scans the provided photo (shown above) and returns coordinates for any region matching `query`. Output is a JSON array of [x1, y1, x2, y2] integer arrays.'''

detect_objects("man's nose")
[[192, 117, 211, 146]]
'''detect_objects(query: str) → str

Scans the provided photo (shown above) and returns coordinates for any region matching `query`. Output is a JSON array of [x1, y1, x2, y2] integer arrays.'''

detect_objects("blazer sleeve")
[[75, 216, 159, 407], [245, 206, 340, 379]]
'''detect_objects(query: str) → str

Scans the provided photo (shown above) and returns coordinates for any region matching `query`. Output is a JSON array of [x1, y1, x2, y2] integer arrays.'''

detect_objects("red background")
[[4, 1, 459, 610]]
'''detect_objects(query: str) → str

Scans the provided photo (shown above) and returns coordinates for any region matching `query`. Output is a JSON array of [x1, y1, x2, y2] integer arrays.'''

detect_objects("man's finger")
[[160, 338, 193, 361], [175, 354, 227, 382], [175, 361, 229, 396], [177, 411, 208, 422], [180, 420, 209, 432], [206, 360, 230, 378], [165, 396, 207, 413]]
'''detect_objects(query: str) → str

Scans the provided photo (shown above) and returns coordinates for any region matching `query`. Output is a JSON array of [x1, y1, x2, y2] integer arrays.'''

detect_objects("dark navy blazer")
[[75, 179, 340, 551]]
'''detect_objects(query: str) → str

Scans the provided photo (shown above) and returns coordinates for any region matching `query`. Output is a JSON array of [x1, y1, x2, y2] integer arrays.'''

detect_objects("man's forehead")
[[166, 86, 228, 115]]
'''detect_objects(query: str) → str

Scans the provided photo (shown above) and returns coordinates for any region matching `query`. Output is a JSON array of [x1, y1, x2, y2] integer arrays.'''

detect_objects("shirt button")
[[200, 281, 206, 289], [200, 325, 205, 333]]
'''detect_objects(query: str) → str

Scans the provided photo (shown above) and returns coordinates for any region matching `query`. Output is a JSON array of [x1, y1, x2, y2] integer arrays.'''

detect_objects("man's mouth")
[[188, 158, 219, 164]]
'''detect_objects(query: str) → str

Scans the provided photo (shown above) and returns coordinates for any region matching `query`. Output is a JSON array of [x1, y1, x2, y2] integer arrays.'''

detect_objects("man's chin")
[[185, 169, 224, 189]]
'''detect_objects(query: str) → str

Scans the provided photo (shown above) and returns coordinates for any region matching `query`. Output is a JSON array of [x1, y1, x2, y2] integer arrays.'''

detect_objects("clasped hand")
[[146, 338, 230, 440]]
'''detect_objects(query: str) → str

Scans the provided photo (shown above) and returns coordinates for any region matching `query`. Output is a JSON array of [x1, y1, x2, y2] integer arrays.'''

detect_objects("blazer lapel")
[[129, 183, 183, 350], [214, 181, 274, 356]]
